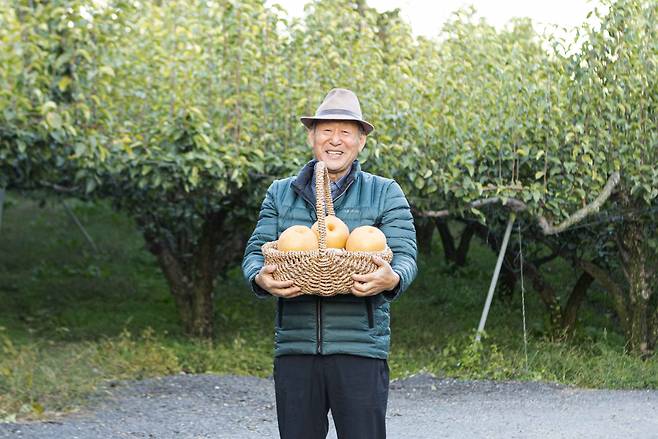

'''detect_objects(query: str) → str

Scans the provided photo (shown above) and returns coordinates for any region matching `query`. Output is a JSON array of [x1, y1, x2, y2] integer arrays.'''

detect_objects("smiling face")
[[308, 120, 367, 182]]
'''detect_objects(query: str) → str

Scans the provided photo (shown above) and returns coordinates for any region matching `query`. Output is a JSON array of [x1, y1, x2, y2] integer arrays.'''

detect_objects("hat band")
[[316, 108, 362, 119]]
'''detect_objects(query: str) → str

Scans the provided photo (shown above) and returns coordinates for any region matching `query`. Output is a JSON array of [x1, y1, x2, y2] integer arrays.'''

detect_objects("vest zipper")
[[365, 297, 374, 329], [297, 173, 356, 355], [314, 179, 354, 354], [316, 296, 323, 354]]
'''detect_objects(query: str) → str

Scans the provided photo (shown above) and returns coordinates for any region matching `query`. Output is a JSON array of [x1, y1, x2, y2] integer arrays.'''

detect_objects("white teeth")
[[327, 151, 342, 155]]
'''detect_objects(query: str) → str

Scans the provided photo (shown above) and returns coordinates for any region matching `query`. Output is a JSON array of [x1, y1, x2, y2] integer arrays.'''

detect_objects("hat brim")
[[300, 115, 374, 135]]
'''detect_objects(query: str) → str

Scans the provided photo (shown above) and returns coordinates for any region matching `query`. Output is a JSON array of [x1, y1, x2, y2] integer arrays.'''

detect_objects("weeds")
[[1, 192, 656, 420]]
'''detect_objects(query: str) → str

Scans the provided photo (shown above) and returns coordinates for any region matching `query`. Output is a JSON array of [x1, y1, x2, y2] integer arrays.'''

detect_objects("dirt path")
[[2, 373, 657, 438]]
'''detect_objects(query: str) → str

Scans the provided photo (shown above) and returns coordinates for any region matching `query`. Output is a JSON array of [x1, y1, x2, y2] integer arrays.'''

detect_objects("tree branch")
[[39, 180, 81, 193], [417, 197, 527, 218], [415, 172, 621, 236], [537, 172, 621, 235], [529, 249, 560, 268], [578, 259, 629, 331]]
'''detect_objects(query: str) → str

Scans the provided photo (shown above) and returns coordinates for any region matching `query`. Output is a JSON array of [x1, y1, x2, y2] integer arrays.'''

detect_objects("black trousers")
[[273, 354, 389, 439]]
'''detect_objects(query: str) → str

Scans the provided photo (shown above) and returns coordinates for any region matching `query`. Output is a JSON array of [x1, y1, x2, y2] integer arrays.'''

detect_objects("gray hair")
[[307, 120, 366, 136]]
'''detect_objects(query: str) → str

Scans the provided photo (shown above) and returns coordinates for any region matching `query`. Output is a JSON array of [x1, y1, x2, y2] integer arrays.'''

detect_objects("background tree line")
[[1, 0, 655, 354]]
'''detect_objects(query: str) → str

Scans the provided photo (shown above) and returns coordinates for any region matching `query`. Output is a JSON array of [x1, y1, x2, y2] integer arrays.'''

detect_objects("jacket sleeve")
[[378, 180, 418, 302], [242, 181, 280, 299]]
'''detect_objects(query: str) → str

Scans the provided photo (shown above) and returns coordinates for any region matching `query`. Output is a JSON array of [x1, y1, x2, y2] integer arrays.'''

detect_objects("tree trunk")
[[434, 218, 456, 263], [523, 262, 562, 332], [189, 278, 215, 338], [561, 271, 594, 333], [620, 221, 654, 355], [414, 216, 434, 256], [139, 212, 231, 339], [454, 222, 475, 266], [578, 259, 629, 332], [498, 262, 518, 301], [0, 187, 5, 233], [145, 235, 216, 338], [148, 239, 198, 335], [434, 219, 474, 266]]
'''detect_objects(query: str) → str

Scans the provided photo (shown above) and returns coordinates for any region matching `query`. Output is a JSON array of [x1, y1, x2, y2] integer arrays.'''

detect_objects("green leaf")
[[58, 76, 72, 92], [99, 66, 115, 77], [85, 178, 96, 194], [45, 112, 62, 130]]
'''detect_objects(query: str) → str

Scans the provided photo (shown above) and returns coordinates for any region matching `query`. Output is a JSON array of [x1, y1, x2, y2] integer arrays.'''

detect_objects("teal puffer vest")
[[242, 160, 417, 359]]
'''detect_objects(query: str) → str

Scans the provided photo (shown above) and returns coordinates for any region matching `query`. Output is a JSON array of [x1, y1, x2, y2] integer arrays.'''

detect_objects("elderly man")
[[242, 88, 417, 439]]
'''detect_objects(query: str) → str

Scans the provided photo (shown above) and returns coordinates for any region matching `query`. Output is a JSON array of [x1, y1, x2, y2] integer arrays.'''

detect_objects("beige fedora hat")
[[300, 88, 374, 135]]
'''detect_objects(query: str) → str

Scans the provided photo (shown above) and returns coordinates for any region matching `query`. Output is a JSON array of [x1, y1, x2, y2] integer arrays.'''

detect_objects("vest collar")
[[292, 159, 361, 207]]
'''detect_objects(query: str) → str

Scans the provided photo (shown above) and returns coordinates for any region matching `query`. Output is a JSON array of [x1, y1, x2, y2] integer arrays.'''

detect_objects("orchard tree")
[[2, 0, 654, 351], [555, 0, 657, 354], [402, 10, 628, 334], [75, 0, 291, 338], [0, 0, 115, 194]]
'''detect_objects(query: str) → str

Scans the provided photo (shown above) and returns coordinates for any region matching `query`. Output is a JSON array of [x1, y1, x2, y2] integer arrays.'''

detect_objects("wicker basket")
[[261, 161, 393, 296]]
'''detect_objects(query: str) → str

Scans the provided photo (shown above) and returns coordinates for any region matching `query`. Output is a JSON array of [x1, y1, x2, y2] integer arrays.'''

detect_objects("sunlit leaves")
[[1, 0, 655, 239]]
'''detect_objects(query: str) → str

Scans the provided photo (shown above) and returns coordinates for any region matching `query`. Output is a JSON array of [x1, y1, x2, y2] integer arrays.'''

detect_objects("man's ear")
[[307, 129, 314, 147], [358, 133, 367, 152]]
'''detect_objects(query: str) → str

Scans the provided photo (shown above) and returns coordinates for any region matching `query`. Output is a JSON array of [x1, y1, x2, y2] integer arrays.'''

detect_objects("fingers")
[[352, 279, 371, 292], [351, 285, 373, 296], [267, 278, 296, 289], [353, 269, 384, 283], [351, 278, 376, 296], [260, 262, 389, 298], [352, 273, 373, 283], [272, 285, 302, 298], [258, 265, 295, 289], [372, 256, 387, 267], [353, 258, 389, 283], [256, 265, 302, 296]]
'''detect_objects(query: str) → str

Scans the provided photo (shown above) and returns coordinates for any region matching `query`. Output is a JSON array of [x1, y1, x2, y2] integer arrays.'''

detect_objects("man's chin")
[[325, 163, 346, 172]]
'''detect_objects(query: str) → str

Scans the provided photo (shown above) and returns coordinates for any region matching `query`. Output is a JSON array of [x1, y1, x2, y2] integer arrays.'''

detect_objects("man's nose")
[[330, 131, 341, 144]]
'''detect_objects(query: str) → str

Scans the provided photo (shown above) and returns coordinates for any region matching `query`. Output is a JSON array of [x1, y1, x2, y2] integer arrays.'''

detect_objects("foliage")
[[0, 0, 116, 192], [537, 0, 658, 352], [1, 194, 657, 421], [0, 0, 655, 345]]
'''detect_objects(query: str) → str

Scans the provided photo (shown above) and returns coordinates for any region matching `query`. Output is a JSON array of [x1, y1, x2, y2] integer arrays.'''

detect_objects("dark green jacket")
[[242, 160, 417, 359]]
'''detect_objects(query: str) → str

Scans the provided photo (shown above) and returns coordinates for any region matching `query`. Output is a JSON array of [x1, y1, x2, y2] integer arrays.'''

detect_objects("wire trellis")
[[518, 223, 529, 371]]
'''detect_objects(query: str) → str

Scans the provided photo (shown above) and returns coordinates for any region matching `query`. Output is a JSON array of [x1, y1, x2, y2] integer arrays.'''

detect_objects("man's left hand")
[[351, 256, 400, 297]]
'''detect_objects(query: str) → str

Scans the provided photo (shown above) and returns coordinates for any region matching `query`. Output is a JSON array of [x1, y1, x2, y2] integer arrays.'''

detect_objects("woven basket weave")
[[262, 161, 393, 296]]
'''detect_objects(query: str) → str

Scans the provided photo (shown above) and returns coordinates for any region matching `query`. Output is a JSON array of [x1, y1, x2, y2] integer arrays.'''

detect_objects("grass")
[[1, 190, 656, 421]]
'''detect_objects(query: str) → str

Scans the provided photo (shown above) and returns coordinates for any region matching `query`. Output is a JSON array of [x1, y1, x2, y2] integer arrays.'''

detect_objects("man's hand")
[[351, 256, 400, 297], [255, 265, 303, 298]]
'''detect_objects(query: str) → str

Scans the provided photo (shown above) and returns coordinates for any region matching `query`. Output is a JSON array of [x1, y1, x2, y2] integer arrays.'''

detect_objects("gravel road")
[[1, 373, 657, 439]]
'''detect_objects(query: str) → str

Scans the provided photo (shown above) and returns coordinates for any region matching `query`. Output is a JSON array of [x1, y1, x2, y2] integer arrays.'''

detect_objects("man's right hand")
[[255, 265, 303, 298]]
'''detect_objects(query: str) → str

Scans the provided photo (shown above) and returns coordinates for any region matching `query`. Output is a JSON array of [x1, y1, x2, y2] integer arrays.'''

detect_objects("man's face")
[[308, 120, 366, 182]]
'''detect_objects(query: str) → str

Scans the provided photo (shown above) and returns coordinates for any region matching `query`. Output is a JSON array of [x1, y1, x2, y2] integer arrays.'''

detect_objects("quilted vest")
[[242, 160, 417, 359]]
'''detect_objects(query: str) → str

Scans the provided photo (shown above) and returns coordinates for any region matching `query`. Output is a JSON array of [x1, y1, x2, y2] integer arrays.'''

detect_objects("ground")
[[2, 373, 657, 439]]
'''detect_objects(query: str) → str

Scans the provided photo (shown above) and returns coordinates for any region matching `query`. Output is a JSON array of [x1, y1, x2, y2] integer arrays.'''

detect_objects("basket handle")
[[314, 161, 335, 251]]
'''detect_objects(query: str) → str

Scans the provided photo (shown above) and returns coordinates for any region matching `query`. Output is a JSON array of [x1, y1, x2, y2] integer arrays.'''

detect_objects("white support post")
[[475, 212, 516, 342]]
